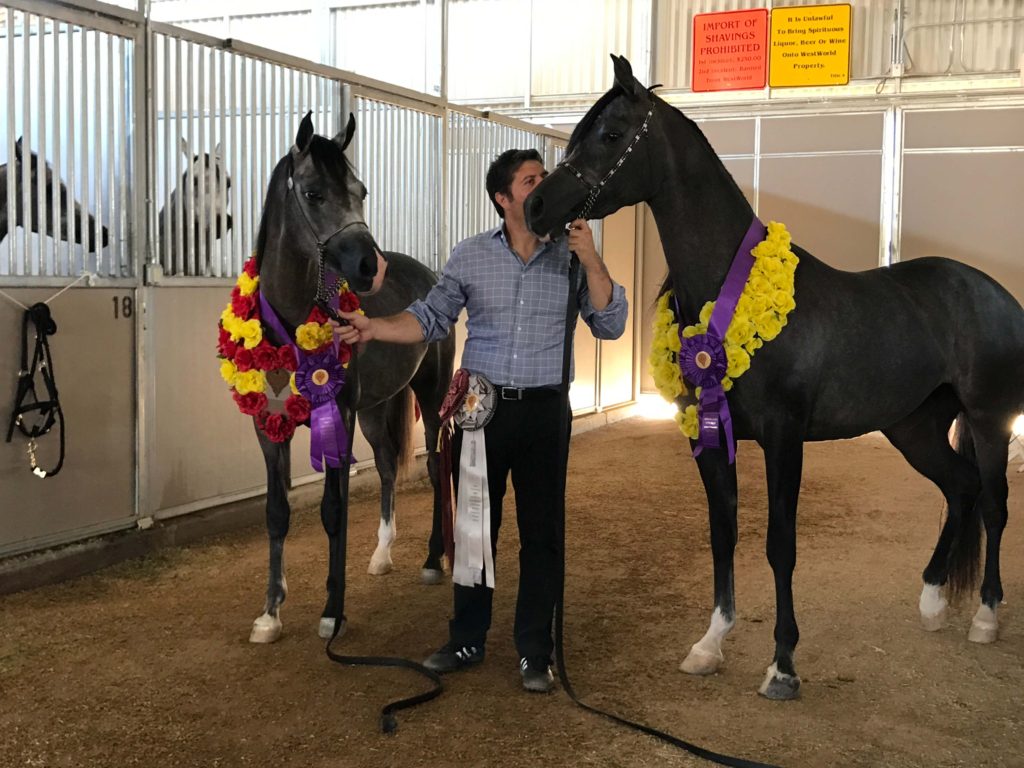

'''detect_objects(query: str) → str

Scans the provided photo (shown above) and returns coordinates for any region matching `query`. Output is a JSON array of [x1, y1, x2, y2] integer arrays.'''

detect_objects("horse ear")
[[611, 53, 642, 101], [14, 136, 22, 159], [295, 111, 315, 154], [180, 136, 190, 158], [333, 113, 356, 152], [213, 141, 222, 157]]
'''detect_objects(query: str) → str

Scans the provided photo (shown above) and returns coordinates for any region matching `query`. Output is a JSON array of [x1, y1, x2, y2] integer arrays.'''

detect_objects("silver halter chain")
[[560, 106, 654, 220]]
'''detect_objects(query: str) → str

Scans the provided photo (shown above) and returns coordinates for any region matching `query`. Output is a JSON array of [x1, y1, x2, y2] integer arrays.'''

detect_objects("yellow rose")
[[219, 359, 237, 384], [234, 370, 266, 395], [774, 292, 796, 316], [722, 377, 733, 392], [296, 322, 332, 351], [682, 323, 707, 339], [699, 301, 715, 326], [755, 312, 783, 341], [238, 318, 263, 349], [726, 346, 751, 378], [678, 404, 699, 440], [666, 330, 681, 353], [290, 372, 299, 395], [744, 336, 764, 355], [748, 275, 773, 298], [237, 272, 259, 296], [726, 315, 755, 347]]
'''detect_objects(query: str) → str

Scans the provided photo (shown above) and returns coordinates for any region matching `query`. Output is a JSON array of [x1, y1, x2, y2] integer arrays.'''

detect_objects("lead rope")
[[553, 250, 780, 768], [319, 307, 443, 734]]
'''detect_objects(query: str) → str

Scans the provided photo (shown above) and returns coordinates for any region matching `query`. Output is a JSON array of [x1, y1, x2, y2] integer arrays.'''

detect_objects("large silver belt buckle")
[[454, 374, 497, 431]]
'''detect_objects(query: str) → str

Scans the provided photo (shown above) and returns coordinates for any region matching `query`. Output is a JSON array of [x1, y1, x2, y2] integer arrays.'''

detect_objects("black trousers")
[[449, 391, 570, 661]]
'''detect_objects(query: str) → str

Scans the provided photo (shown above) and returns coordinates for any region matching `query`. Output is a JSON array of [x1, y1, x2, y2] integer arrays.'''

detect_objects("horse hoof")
[[968, 619, 998, 644], [367, 555, 393, 576], [680, 645, 723, 676], [758, 664, 800, 700], [318, 617, 348, 640], [420, 568, 444, 585], [249, 613, 283, 644], [920, 605, 948, 632]]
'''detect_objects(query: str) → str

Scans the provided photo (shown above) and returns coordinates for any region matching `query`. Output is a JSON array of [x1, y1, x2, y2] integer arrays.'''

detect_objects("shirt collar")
[[492, 223, 557, 257]]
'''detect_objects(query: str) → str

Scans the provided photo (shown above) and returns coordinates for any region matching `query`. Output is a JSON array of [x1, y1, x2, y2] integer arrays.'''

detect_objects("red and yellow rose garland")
[[216, 255, 361, 443]]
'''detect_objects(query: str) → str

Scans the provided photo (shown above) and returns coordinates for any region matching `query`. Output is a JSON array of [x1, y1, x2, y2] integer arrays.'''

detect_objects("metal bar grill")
[[1, 5, 133, 278]]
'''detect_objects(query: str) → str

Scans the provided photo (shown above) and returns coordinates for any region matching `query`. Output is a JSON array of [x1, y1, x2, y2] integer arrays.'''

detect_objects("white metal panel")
[[352, 95, 442, 269], [333, 1, 441, 96], [447, 0, 530, 101], [902, 0, 1024, 75]]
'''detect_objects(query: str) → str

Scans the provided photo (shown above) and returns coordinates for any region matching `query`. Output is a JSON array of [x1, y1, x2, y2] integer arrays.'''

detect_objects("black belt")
[[499, 385, 559, 401]]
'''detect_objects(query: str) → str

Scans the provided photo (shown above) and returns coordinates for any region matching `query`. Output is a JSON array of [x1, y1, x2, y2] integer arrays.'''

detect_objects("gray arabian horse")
[[0, 137, 108, 252], [249, 112, 454, 643], [526, 55, 1024, 699], [158, 139, 232, 275]]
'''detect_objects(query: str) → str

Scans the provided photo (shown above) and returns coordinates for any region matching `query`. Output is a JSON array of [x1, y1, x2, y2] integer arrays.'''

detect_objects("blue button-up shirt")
[[406, 225, 628, 388]]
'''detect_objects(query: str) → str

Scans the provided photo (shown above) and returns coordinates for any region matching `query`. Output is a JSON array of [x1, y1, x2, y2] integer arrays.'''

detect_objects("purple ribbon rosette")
[[294, 350, 351, 472], [677, 218, 766, 464]]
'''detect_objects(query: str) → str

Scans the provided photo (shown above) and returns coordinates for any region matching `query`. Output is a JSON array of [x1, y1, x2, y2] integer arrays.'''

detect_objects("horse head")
[[6, 137, 109, 252], [179, 138, 233, 237], [526, 55, 664, 240], [260, 112, 384, 298]]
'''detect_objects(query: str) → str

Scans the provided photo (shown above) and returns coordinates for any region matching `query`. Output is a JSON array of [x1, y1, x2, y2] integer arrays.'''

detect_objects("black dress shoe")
[[423, 642, 485, 673], [520, 657, 554, 693]]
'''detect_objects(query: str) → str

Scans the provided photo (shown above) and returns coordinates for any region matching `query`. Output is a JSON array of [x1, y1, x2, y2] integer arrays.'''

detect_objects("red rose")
[[308, 306, 329, 325], [231, 288, 257, 318], [234, 348, 255, 372], [217, 327, 238, 358], [233, 391, 267, 416], [253, 342, 279, 371], [336, 343, 352, 365], [285, 394, 311, 424], [338, 291, 360, 313], [243, 257, 259, 277], [277, 345, 297, 372], [259, 412, 296, 443]]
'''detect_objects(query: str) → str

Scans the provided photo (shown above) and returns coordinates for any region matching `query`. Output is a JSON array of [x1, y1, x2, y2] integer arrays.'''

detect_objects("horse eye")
[[304, 190, 323, 202], [602, 131, 623, 143]]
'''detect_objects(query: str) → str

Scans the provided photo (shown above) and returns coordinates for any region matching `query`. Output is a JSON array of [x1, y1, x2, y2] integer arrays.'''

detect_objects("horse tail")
[[947, 413, 982, 600], [390, 385, 418, 483]]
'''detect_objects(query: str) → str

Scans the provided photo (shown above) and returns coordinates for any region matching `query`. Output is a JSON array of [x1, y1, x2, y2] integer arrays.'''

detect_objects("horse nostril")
[[528, 194, 544, 221], [359, 254, 376, 277]]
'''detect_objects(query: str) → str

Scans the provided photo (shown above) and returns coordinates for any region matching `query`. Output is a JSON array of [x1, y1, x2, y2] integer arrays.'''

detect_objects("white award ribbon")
[[453, 427, 494, 588]]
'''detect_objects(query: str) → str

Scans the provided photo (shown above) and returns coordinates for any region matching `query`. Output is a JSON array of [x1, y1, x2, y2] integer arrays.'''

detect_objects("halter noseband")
[[558, 106, 653, 221], [286, 157, 374, 307]]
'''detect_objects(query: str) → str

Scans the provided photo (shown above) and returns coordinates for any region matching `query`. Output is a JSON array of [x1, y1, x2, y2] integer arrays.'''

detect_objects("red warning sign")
[[692, 9, 769, 93]]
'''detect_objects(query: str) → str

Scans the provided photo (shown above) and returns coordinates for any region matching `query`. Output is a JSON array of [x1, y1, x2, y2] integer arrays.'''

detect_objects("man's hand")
[[331, 311, 372, 345], [567, 218, 599, 270]]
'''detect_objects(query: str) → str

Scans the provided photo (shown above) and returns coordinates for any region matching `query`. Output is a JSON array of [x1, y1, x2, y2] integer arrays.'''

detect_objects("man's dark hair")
[[486, 148, 543, 218]]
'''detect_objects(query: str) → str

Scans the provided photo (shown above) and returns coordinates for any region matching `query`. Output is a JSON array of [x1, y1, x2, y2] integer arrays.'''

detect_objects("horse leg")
[[250, 427, 292, 644], [882, 396, 980, 632], [758, 434, 804, 700], [319, 465, 348, 639], [358, 401, 398, 575], [412, 366, 448, 585], [680, 449, 738, 676], [963, 416, 1010, 644]]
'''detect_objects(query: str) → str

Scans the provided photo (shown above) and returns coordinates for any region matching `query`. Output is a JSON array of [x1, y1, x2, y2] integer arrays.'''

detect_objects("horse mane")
[[254, 134, 357, 271]]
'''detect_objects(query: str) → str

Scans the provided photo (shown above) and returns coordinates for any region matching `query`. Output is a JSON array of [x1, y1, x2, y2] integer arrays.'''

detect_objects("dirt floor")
[[3, 416, 1024, 768]]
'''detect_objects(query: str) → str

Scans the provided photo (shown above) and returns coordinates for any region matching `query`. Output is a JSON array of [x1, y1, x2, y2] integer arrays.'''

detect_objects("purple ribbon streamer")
[[258, 291, 353, 471], [679, 217, 766, 465]]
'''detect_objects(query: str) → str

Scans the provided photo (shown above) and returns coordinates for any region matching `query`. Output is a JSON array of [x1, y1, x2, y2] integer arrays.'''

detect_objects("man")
[[333, 148, 628, 692]]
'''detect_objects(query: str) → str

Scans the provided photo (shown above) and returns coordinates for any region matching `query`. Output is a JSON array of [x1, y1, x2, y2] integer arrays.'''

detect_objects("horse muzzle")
[[525, 167, 591, 241], [325, 227, 379, 294]]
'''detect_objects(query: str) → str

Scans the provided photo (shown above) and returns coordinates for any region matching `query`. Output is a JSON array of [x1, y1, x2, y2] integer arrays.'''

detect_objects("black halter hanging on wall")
[[6, 302, 66, 478]]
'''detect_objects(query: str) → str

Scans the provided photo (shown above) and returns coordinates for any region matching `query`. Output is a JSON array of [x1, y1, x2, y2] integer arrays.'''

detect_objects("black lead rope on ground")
[[320, 322, 443, 734], [553, 254, 780, 768], [5, 302, 66, 478]]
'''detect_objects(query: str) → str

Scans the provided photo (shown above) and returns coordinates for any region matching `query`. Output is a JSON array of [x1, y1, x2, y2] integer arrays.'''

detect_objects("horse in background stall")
[[0, 137, 109, 252], [158, 138, 233, 275], [227, 113, 454, 643], [525, 54, 1024, 700]]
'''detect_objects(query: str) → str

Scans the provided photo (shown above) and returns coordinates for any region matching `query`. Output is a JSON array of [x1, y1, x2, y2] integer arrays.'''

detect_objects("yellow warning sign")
[[769, 4, 851, 87]]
